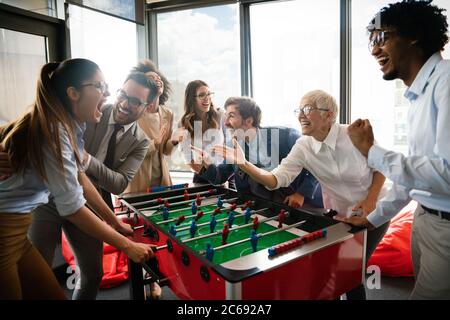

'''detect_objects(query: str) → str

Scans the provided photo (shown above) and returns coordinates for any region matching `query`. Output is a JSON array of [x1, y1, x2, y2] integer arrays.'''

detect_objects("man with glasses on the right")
[[337, 0, 450, 299]]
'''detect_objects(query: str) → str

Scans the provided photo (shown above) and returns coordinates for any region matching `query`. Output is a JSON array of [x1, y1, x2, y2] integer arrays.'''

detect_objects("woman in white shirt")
[[179, 80, 225, 182], [214, 90, 389, 300]]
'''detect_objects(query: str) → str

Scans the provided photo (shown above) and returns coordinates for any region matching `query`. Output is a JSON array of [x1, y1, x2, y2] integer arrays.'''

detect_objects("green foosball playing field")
[[144, 202, 299, 265]]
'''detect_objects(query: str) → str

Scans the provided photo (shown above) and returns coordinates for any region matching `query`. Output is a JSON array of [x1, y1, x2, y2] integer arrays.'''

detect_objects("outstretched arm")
[[213, 138, 278, 189], [191, 145, 236, 185]]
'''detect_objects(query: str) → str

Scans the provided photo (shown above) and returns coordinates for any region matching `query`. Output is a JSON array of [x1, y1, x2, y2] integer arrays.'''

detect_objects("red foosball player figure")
[[184, 190, 190, 201], [278, 209, 286, 228], [164, 200, 170, 209], [175, 215, 185, 226], [196, 194, 202, 206], [195, 210, 204, 221], [221, 223, 230, 245], [252, 216, 260, 231]]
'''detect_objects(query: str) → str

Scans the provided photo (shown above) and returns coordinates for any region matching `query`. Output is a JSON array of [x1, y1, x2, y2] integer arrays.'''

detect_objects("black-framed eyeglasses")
[[80, 81, 108, 94], [194, 92, 214, 100], [368, 30, 396, 52], [294, 105, 329, 117], [225, 112, 236, 121], [116, 89, 148, 108]]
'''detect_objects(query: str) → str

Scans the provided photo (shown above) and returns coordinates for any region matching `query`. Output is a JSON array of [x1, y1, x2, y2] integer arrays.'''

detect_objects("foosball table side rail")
[[120, 185, 366, 300]]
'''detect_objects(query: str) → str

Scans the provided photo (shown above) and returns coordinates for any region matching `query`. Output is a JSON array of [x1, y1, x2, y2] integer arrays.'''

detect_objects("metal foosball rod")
[[115, 210, 129, 216], [201, 219, 307, 253], [139, 192, 229, 212], [151, 197, 240, 216], [152, 210, 273, 251], [131, 189, 218, 208], [130, 197, 243, 231], [155, 200, 254, 225], [177, 210, 290, 244], [175, 208, 269, 232]]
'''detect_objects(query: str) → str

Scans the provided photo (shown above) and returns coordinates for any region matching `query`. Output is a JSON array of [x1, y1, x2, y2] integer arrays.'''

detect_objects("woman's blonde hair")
[[301, 90, 338, 123]]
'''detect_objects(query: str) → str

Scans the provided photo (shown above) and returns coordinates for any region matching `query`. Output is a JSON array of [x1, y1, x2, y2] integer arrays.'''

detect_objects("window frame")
[[147, 0, 352, 124], [0, 3, 67, 62], [66, 0, 145, 25]]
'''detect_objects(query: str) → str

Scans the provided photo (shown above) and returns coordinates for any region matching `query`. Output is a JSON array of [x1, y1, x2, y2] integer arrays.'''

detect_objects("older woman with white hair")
[[214, 89, 389, 300]]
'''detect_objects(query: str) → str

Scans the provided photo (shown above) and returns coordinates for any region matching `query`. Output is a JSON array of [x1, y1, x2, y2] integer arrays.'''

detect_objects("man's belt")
[[422, 205, 450, 221]]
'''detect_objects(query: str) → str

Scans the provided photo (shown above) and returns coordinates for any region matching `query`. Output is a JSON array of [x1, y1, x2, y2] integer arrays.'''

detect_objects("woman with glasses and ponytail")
[[0, 58, 154, 300]]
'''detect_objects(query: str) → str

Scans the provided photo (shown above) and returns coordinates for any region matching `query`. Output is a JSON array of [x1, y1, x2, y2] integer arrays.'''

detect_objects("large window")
[[250, 0, 340, 129], [0, 29, 47, 123], [68, 4, 138, 104], [351, 0, 450, 155], [157, 4, 240, 170]]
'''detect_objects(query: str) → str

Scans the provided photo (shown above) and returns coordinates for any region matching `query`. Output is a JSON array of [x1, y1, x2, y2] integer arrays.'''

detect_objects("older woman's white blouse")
[[269, 123, 386, 217]]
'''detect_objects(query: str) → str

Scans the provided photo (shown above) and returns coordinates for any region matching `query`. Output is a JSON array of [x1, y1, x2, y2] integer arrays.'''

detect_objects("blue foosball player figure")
[[189, 220, 197, 238], [250, 230, 258, 252], [244, 208, 252, 224], [210, 216, 217, 233], [227, 211, 235, 228], [162, 207, 169, 221], [191, 201, 197, 215], [206, 243, 214, 262], [217, 197, 223, 209], [169, 225, 177, 236]]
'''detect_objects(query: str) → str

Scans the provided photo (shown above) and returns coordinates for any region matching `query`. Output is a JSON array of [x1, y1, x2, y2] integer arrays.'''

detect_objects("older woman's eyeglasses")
[[195, 92, 214, 100], [294, 105, 329, 117], [80, 81, 108, 94], [368, 30, 396, 52]]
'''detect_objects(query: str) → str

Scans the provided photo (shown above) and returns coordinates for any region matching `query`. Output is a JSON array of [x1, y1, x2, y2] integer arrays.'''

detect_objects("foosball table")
[[118, 184, 366, 300]]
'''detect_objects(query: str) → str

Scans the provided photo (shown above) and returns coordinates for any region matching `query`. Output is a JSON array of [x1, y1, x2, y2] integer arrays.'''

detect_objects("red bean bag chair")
[[61, 232, 129, 289], [367, 201, 416, 277]]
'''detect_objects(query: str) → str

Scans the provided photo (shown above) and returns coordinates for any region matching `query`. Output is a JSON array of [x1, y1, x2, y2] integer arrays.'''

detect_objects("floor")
[[57, 256, 415, 300]]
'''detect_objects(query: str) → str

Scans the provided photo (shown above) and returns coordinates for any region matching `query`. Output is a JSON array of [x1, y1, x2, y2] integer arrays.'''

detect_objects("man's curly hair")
[[368, 0, 449, 58]]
